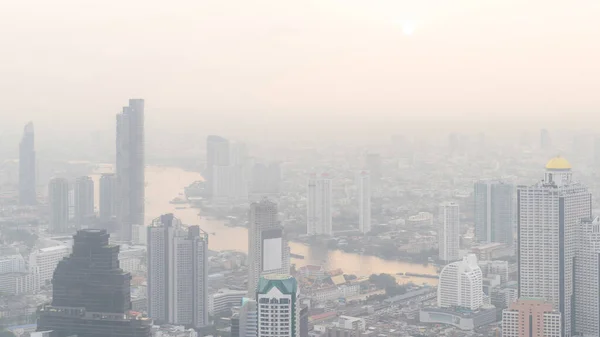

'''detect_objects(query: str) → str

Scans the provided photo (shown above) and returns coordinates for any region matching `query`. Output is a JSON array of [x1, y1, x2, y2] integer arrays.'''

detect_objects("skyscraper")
[[502, 299, 561, 337], [474, 180, 514, 245], [49, 177, 69, 233], [574, 216, 600, 336], [518, 157, 591, 337], [364, 153, 382, 187], [307, 173, 332, 236], [116, 99, 145, 241], [257, 275, 299, 337], [36, 229, 152, 337], [438, 202, 460, 262], [357, 171, 371, 234], [99, 173, 117, 222], [437, 254, 483, 311], [19, 122, 36, 206], [206, 135, 230, 197], [247, 199, 290, 294], [74, 176, 94, 229], [147, 214, 209, 328]]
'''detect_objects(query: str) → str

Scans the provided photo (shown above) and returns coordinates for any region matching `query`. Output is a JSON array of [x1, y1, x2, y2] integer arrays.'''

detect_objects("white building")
[[147, 214, 209, 328], [119, 246, 145, 274], [210, 289, 248, 315], [48, 177, 69, 233], [257, 275, 299, 337], [575, 216, 600, 336], [307, 173, 332, 236], [336, 316, 365, 331], [438, 202, 460, 262], [0, 270, 40, 295], [438, 254, 483, 311], [247, 199, 290, 293], [153, 325, 198, 337], [356, 171, 371, 234], [502, 299, 561, 337], [131, 223, 147, 245], [29, 245, 71, 286], [518, 157, 591, 337], [0, 254, 26, 274]]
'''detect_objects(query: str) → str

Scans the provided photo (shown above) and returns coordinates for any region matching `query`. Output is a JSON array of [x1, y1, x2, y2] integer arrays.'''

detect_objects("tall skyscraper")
[[19, 122, 36, 206], [502, 299, 561, 337], [206, 135, 230, 197], [74, 176, 94, 229], [257, 275, 299, 337], [36, 229, 152, 337], [307, 173, 332, 236], [364, 153, 382, 188], [574, 216, 600, 336], [247, 199, 290, 294], [357, 171, 371, 234], [437, 254, 483, 310], [49, 177, 69, 233], [147, 214, 209, 328], [99, 173, 117, 222], [438, 202, 460, 262], [474, 180, 514, 245], [518, 157, 591, 337], [116, 99, 145, 241]]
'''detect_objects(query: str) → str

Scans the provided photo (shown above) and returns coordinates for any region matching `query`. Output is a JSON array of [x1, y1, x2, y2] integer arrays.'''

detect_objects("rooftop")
[[258, 274, 298, 295], [545, 156, 571, 170]]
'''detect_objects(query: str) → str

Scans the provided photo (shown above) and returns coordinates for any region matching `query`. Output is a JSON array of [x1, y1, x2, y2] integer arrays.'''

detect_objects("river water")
[[93, 166, 438, 285]]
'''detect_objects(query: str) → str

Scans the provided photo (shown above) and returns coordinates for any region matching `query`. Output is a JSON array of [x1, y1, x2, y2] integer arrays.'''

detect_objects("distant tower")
[[365, 153, 382, 187], [99, 173, 117, 222], [540, 128, 551, 150], [502, 299, 561, 337], [257, 275, 299, 337], [438, 202, 460, 262], [474, 180, 514, 245], [437, 254, 483, 310], [206, 135, 230, 197], [518, 157, 591, 337], [49, 177, 69, 233], [74, 176, 94, 229], [306, 173, 332, 236], [147, 214, 209, 328], [357, 171, 371, 234], [116, 99, 145, 241], [247, 199, 290, 294], [19, 122, 36, 206]]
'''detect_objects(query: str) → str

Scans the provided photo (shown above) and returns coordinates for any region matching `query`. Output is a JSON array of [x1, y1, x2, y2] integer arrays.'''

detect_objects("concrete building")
[[19, 122, 36, 206], [257, 275, 299, 337], [74, 176, 94, 229], [116, 98, 145, 241], [502, 298, 561, 337], [29, 245, 71, 286], [48, 177, 69, 233], [236, 298, 258, 337], [206, 135, 230, 197], [99, 173, 117, 222], [247, 199, 290, 293], [474, 180, 514, 245], [438, 202, 460, 262], [0, 255, 26, 274], [438, 254, 483, 311], [517, 157, 591, 336], [131, 223, 147, 245], [307, 173, 332, 236], [147, 214, 209, 328], [0, 271, 40, 295], [210, 289, 248, 315], [356, 171, 371, 234], [419, 307, 496, 331], [574, 216, 600, 336]]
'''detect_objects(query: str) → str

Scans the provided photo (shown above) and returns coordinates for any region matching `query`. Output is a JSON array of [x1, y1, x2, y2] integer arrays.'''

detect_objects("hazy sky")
[[2, 0, 600, 139]]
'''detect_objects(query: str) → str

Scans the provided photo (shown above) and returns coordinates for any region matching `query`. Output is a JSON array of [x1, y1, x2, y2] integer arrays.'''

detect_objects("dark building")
[[299, 305, 309, 337], [19, 122, 36, 206], [37, 229, 152, 337], [230, 313, 240, 337]]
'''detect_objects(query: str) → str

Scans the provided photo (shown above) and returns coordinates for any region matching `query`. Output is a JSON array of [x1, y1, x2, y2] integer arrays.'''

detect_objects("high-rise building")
[[247, 199, 290, 293], [518, 157, 591, 337], [257, 275, 299, 337], [116, 99, 145, 241], [206, 135, 230, 197], [364, 153, 382, 186], [574, 216, 600, 336], [540, 128, 552, 150], [49, 177, 69, 233], [234, 298, 258, 337], [357, 171, 371, 234], [438, 202, 460, 262], [474, 180, 514, 245], [437, 254, 483, 311], [29, 245, 71, 286], [502, 299, 561, 337], [74, 176, 94, 229], [19, 122, 36, 206], [307, 173, 332, 236], [251, 163, 281, 195], [36, 229, 152, 337], [99, 173, 117, 222], [207, 139, 248, 201], [147, 214, 209, 328]]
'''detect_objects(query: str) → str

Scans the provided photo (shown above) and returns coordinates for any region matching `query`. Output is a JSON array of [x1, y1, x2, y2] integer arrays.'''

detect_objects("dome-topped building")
[[546, 156, 572, 170], [544, 156, 572, 187]]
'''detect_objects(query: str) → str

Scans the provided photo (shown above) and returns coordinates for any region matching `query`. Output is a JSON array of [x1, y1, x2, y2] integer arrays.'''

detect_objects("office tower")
[[49, 177, 69, 233], [247, 199, 290, 293], [574, 216, 600, 336], [116, 99, 145, 241], [502, 299, 561, 337], [357, 171, 371, 234], [29, 245, 71, 286], [364, 153, 382, 186], [257, 275, 299, 337], [518, 157, 591, 337], [36, 229, 152, 337], [206, 135, 230, 197], [207, 139, 248, 201], [438, 202, 460, 262], [474, 180, 514, 245], [437, 254, 483, 310], [235, 298, 258, 337], [540, 128, 551, 150], [19, 122, 36, 206], [74, 176, 94, 229], [99, 173, 117, 222], [307, 173, 332, 236], [147, 214, 209, 328]]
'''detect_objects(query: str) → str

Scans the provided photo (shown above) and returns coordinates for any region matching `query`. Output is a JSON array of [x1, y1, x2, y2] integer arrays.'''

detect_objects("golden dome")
[[545, 156, 571, 170]]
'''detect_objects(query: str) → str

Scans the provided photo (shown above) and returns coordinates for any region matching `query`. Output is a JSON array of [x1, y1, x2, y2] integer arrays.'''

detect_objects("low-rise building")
[[210, 289, 248, 315]]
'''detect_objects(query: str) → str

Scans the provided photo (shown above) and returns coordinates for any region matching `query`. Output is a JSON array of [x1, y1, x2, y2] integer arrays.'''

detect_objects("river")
[[93, 166, 438, 285]]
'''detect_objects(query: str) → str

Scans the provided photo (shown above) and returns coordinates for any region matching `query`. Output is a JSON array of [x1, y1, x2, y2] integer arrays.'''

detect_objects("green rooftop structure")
[[256, 275, 299, 337]]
